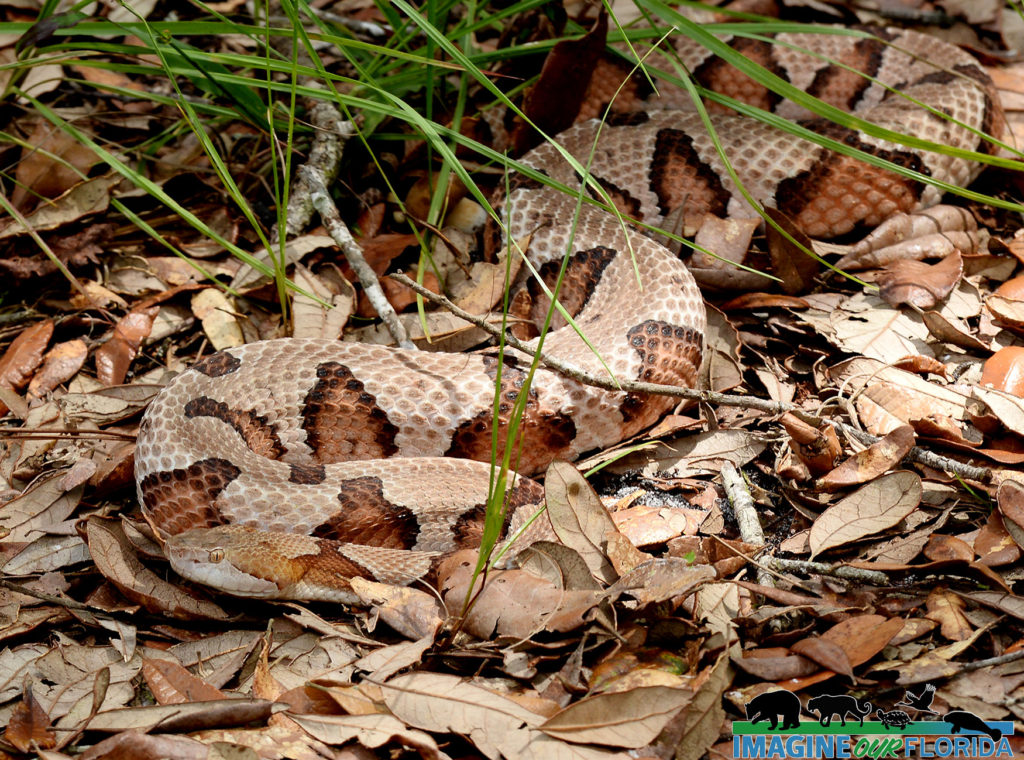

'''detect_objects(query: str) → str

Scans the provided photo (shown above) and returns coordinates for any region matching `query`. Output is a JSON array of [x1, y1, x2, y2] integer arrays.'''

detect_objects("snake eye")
[[209, 548, 225, 563]]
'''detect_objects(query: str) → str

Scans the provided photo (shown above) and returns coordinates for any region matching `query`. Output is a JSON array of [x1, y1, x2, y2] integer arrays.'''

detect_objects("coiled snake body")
[[135, 28, 1002, 601]]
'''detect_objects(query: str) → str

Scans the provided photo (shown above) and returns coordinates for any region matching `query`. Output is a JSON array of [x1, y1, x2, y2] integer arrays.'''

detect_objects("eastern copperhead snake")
[[135, 26, 1003, 601]]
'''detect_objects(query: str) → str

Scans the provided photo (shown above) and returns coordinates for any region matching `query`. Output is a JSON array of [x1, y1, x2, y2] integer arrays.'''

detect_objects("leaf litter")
[[1, 2, 1024, 759]]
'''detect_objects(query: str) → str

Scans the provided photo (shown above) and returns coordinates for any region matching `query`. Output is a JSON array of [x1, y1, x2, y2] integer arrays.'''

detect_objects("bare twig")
[[303, 167, 414, 349], [278, 102, 351, 242], [760, 557, 890, 585], [389, 272, 993, 483], [721, 462, 772, 588]]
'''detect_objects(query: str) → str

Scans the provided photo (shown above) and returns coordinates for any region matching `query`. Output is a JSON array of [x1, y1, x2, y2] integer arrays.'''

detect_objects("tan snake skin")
[[135, 27, 1002, 601]]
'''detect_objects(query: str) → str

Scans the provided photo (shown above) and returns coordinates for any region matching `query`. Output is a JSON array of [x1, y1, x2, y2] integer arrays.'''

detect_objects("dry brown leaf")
[[544, 461, 618, 584], [514, 14, 607, 154], [85, 517, 227, 621], [539, 685, 693, 748], [980, 346, 1024, 396], [291, 263, 354, 340], [809, 471, 922, 557], [26, 339, 88, 402], [374, 269, 440, 315], [79, 732, 208, 760], [349, 577, 443, 641], [290, 713, 444, 760], [781, 413, 841, 476], [997, 479, 1024, 552], [732, 653, 819, 681], [974, 508, 1022, 567], [439, 550, 603, 639], [608, 430, 766, 479], [4, 684, 56, 752], [141, 657, 225, 705], [816, 425, 915, 491], [12, 122, 102, 209], [94, 307, 159, 385], [924, 588, 972, 641], [987, 294, 1024, 330], [352, 636, 434, 683], [610, 504, 703, 547], [956, 591, 1024, 621], [789, 637, 854, 680], [923, 534, 974, 563], [191, 288, 243, 350], [783, 615, 905, 690], [606, 558, 715, 606], [0, 475, 84, 578], [765, 206, 819, 295], [86, 698, 276, 733], [0, 319, 54, 414], [833, 207, 979, 270], [975, 386, 1024, 436], [829, 357, 970, 435], [662, 654, 731, 760], [876, 250, 963, 309], [0, 175, 121, 241], [692, 215, 759, 274]]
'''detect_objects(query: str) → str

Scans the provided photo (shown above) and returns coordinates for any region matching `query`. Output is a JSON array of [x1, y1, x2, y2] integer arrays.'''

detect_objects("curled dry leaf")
[[816, 425, 916, 492], [974, 508, 1022, 567], [26, 338, 88, 402], [809, 471, 922, 558], [974, 386, 1024, 436], [781, 412, 841, 476], [979, 346, 1024, 396], [606, 558, 715, 606], [94, 307, 159, 386], [86, 697, 277, 733], [829, 357, 971, 435], [997, 478, 1024, 551], [923, 534, 974, 563], [290, 713, 444, 760], [832, 206, 979, 270], [875, 250, 963, 309], [764, 206, 819, 296], [79, 732, 208, 760], [0, 319, 54, 414], [348, 576, 443, 641]]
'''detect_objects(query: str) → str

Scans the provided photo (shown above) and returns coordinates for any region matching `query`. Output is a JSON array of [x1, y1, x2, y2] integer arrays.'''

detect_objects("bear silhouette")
[[745, 689, 801, 730]]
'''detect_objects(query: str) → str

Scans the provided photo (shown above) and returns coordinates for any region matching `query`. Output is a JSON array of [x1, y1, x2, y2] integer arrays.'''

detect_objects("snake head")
[[163, 526, 282, 598]]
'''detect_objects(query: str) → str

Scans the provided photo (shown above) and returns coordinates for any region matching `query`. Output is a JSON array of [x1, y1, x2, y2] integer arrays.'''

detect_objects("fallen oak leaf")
[[876, 250, 962, 309], [809, 471, 922, 558], [816, 425, 916, 492]]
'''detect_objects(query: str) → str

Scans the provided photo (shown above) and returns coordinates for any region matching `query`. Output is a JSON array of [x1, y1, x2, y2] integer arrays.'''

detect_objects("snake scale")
[[134, 26, 1003, 601]]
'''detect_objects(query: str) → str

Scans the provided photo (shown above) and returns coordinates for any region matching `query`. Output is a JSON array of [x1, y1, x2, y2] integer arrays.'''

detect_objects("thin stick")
[[722, 462, 773, 588], [302, 167, 414, 349]]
